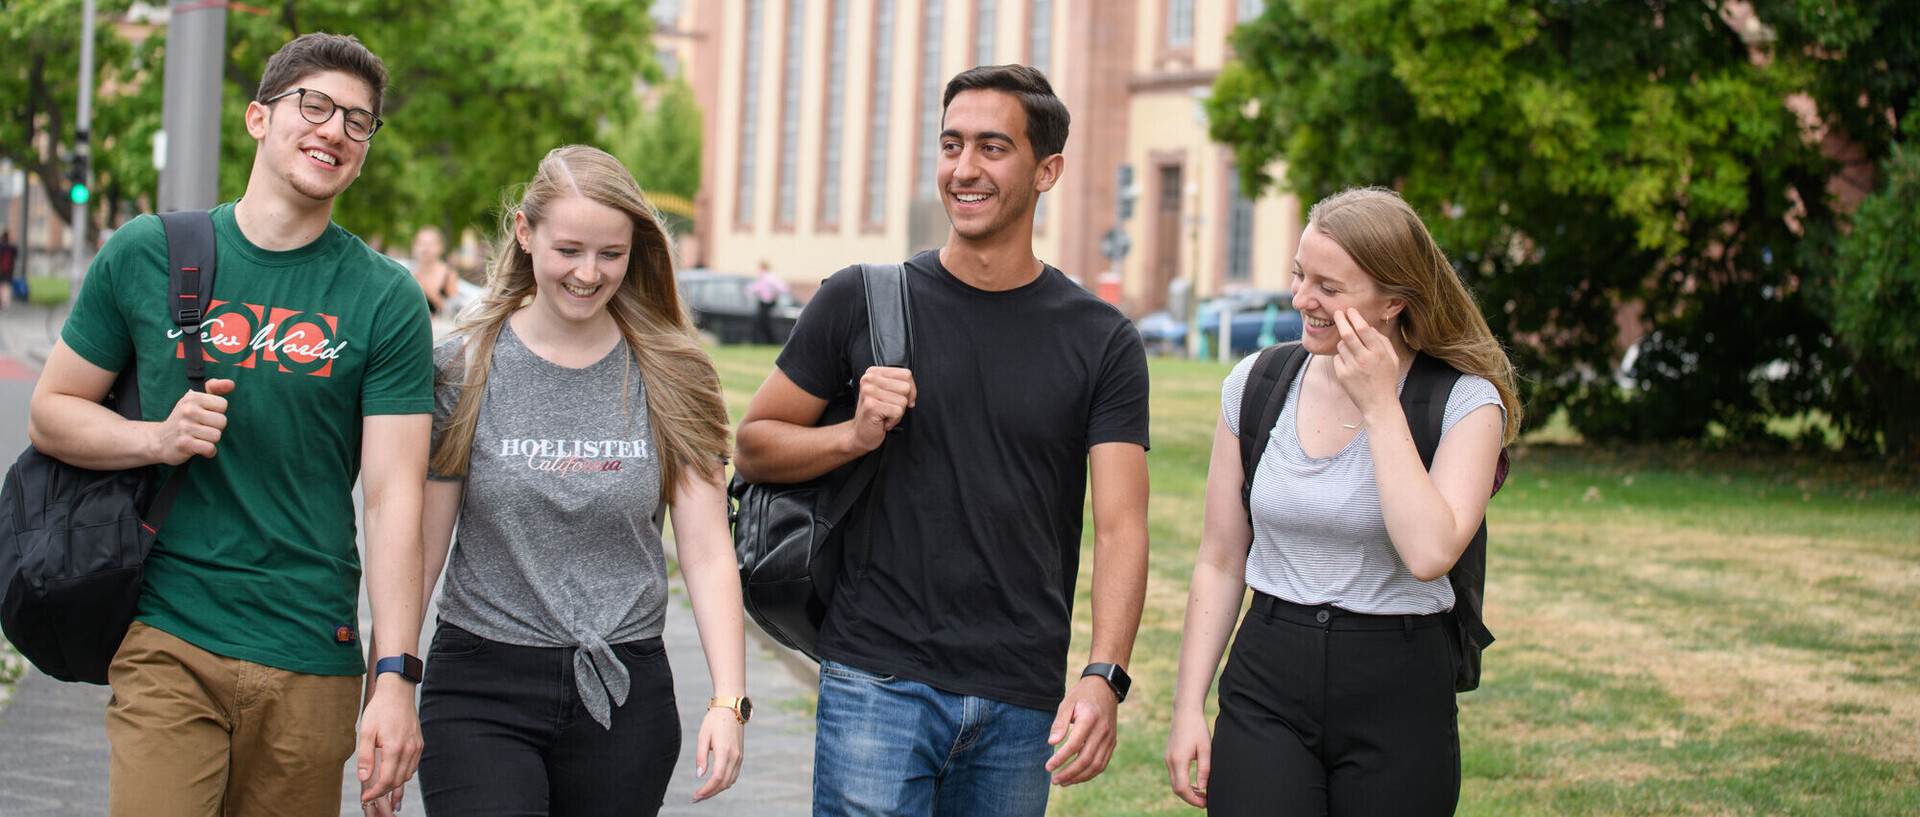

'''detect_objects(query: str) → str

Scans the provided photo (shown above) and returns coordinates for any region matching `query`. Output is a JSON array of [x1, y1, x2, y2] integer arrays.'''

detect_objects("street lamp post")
[[157, 0, 227, 213], [69, 0, 96, 287]]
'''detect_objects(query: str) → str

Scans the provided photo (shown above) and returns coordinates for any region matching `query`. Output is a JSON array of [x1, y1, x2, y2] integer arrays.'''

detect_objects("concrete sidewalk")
[[0, 587, 818, 816], [0, 301, 817, 815]]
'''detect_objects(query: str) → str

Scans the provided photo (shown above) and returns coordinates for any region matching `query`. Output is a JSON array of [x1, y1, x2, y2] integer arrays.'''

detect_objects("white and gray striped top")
[[1222, 352, 1504, 615]]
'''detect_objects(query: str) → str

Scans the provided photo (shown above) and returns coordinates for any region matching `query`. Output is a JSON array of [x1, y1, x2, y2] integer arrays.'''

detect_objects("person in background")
[[411, 225, 461, 316], [0, 228, 18, 308], [1165, 186, 1522, 816], [747, 259, 790, 345], [417, 144, 746, 816]]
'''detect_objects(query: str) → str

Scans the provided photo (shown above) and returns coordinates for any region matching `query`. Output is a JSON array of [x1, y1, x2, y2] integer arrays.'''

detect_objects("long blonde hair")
[[1308, 187, 1525, 445], [430, 145, 730, 501]]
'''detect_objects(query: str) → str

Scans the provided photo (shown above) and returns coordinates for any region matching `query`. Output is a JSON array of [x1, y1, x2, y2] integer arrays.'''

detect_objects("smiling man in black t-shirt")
[[735, 64, 1150, 816]]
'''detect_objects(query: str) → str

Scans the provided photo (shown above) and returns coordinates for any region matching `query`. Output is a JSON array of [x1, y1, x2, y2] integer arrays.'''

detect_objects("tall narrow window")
[[775, 1, 806, 227], [1237, 0, 1264, 22], [819, 0, 848, 228], [974, 0, 996, 66], [864, 0, 896, 226], [1155, 165, 1184, 302], [1029, 0, 1052, 231], [1028, 0, 1052, 73], [1226, 165, 1255, 282], [737, 0, 764, 226], [916, 0, 946, 201], [1166, 0, 1194, 49]]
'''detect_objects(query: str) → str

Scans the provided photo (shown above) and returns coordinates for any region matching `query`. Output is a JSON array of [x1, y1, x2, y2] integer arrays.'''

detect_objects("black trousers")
[[1208, 593, 1460, 817], [418, 622, 682, 817], [752, 300, 777, 344]]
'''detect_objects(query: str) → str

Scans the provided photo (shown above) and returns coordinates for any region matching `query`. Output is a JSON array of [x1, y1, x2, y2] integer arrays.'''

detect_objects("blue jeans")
[[813, 660, 1054, 817]]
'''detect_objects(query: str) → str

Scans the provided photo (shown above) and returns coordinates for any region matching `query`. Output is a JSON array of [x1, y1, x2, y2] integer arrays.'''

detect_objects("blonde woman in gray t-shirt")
[[1167, 188, 1523, 817], [414, 146, 745, 816]]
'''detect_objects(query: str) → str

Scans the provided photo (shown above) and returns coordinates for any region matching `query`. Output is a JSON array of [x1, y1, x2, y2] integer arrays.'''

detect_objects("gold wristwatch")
[[708, 695, 754, 724]]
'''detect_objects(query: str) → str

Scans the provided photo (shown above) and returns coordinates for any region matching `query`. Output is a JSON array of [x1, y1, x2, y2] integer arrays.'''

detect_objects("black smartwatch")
[[374, 653, 423, 684], [1080, 662, 1131, 703]]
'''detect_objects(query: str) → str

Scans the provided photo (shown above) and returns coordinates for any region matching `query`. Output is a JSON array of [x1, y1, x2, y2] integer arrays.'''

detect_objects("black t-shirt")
[[775, 250, 1151, 711]]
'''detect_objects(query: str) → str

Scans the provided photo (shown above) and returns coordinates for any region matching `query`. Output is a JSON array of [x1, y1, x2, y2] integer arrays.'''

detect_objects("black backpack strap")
[[817, 264, 912, 568], [1402, 352, 1495, 649], [159, 210, 217, 394], [1238, 341, 1308, 517], [143, 210, 218, 535], [862, 262, 913, 369]]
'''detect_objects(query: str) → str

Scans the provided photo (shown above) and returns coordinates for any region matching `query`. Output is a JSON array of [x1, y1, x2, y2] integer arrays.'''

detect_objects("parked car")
[[1135, 290, 1302, 357], [676, 269, 805, 345]]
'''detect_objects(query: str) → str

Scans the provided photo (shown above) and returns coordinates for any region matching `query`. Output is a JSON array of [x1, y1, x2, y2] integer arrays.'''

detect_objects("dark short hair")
[[942, 64, 1069, 158], [255, 33, 390, 117]]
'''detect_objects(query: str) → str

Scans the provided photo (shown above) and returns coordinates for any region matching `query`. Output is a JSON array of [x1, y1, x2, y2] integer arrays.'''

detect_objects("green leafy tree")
[[1829, 133, 1920, 455], [213, 0, 662, 246], [1210, 0, 1918, 451], [1, 0, 159, 237], [614, 76, 703, 202], [4, 1, 663, 251]]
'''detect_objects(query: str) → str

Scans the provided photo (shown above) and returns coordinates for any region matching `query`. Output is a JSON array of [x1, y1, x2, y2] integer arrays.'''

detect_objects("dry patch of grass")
[[1491, 515, 1920, 773]]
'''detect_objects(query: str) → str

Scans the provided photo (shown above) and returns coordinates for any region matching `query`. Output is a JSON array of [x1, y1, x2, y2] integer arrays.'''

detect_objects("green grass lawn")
[[707, 345, 1920, 815]]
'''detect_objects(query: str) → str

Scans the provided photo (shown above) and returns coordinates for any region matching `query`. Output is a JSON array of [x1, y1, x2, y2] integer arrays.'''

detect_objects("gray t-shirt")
[[1223, 352, 1504, 615], [430, 324, 666, 728]]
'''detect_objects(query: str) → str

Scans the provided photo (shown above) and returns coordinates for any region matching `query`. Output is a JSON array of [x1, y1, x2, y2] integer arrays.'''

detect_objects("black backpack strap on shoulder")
[[1238, 341, 1309, 516], [1401, 351, 1495, 650], [159, 210, 217, 394], [819, 263, 913, 574], [144, 210, 218, 535], [1400, 352, 1454, 467], [861, 263, 913, 383]]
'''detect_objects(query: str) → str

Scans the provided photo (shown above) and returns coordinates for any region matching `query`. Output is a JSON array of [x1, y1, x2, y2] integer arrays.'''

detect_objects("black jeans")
[[418, 622, 681, 817], [1208, 593, 1460, 817]]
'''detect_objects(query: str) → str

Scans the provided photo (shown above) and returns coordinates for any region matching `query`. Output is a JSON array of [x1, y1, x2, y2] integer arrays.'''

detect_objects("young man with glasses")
[[28, 33, 431, 817]]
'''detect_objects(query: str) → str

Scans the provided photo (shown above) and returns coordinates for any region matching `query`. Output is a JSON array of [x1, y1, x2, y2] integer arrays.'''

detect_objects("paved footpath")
[[0, 302, 815, 815]]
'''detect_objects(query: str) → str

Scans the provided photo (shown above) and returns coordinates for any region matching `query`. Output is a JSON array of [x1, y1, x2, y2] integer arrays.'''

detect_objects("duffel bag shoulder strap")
[[817, 263, 912, 533], [143, 210, 219, 534]]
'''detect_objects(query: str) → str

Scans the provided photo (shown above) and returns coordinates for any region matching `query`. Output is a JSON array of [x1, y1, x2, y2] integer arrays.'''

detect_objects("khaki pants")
[[105, 621, 359, 817]]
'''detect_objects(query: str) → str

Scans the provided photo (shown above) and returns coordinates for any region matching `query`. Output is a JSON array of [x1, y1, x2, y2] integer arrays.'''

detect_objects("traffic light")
[[67, 152, 90, 205]]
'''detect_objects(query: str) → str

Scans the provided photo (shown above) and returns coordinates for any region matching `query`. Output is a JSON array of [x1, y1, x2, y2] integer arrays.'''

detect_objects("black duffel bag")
[[730, 262, 910, 662], [0, 210, 215, 684]]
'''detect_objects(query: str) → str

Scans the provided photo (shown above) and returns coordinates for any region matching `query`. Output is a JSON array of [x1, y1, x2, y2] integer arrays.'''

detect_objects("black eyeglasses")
[[261, 88, 383, 142]]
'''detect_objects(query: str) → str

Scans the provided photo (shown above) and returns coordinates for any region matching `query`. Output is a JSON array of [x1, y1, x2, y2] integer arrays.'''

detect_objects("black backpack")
[[729, 262, 911, 662], [1238, 341, 1503, 692], [0, 210, 217, 684]]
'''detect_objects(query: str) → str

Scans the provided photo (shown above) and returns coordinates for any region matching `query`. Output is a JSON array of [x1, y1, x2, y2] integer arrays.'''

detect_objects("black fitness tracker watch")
[[374, 653, 424, 684], [1081, 662, 1131, 703]]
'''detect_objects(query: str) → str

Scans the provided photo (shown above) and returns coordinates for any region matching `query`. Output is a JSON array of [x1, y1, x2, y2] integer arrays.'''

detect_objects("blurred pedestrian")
[[0, 229, 17, 308], [747, 259, 789, 344], [1165, 186, 1522, 816], [418, 144, 746, 815], [410, 226, 460, 316]]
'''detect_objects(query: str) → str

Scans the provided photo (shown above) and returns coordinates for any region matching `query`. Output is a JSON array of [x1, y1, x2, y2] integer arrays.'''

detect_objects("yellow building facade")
[[682, 0, 1300, 316]]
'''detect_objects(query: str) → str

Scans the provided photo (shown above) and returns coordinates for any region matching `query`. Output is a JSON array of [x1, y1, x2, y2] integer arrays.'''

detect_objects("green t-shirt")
[[61, 203, 433, 675]]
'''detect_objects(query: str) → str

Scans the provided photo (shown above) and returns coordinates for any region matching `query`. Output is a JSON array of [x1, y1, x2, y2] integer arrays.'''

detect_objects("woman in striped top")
[[1165, 187, 1522, 816]]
